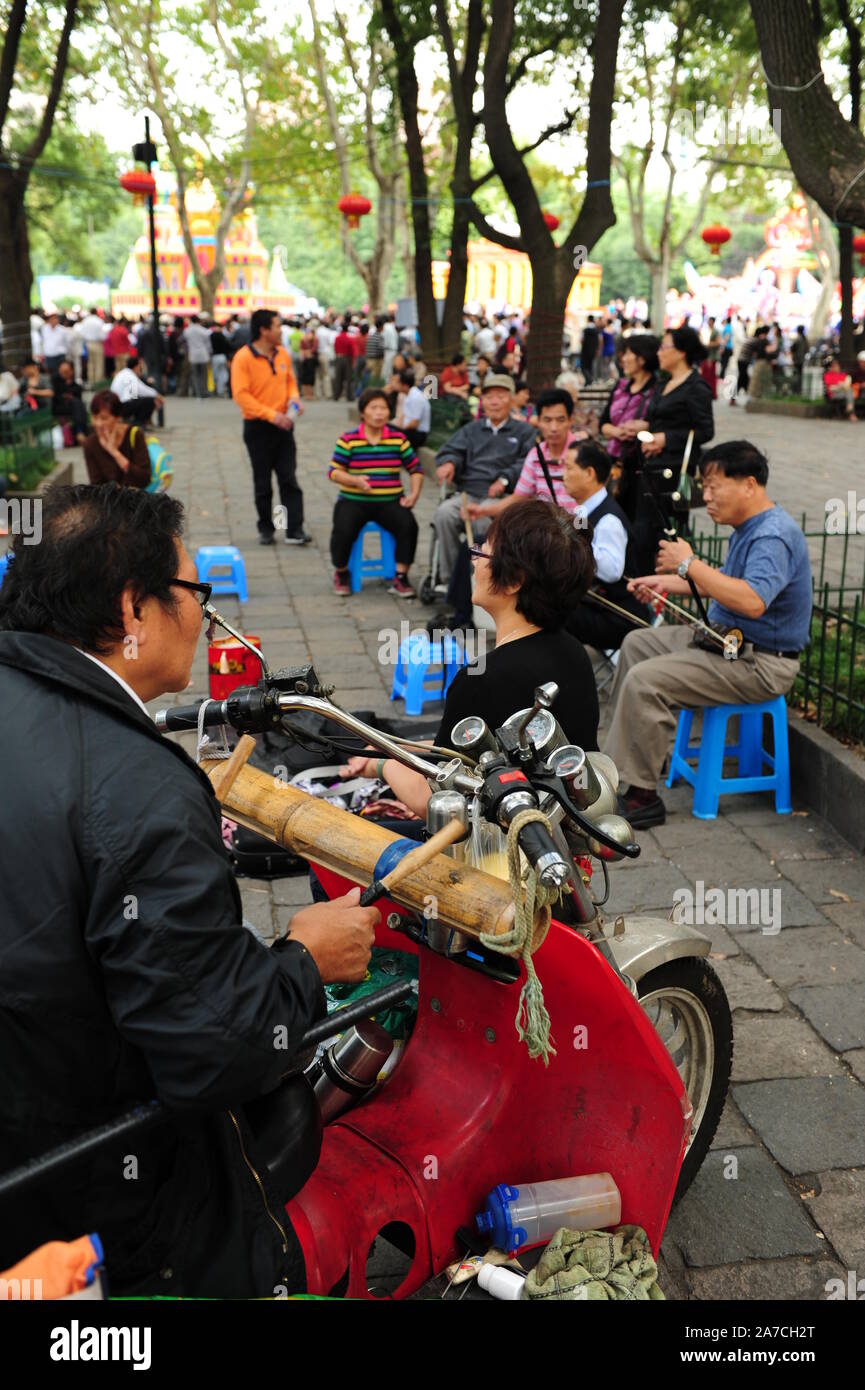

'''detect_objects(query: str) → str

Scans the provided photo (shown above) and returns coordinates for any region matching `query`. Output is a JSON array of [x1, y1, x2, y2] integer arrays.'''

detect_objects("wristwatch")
[[677, 555, 695, 580], [497, 475, 509, 490]]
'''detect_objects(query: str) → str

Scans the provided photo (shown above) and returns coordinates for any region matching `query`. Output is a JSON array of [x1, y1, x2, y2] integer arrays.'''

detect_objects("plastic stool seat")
[[390, 632, 469, 717], [348, 522, 397, 593], [195, 545, 248, 603], [666, 694, 791, 820]]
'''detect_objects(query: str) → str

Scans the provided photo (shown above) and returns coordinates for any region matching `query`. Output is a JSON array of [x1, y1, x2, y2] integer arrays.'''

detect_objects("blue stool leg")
[[770, 698, 792, 814], [736, 708, 764, 777], [380, 528, 397, 581], [403, 656, 426, 717], [691, 706, 727, 819], [666, 709, 692, 788], [232, 562, 249, 604]]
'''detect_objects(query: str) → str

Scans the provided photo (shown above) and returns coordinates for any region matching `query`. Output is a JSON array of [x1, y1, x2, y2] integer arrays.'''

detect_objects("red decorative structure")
[[542, 211, 560, 232], [338, 192, 372, 230], [853, 232, 865, 265], [701, 224, 731, 257], [120, 169, 157, 204]]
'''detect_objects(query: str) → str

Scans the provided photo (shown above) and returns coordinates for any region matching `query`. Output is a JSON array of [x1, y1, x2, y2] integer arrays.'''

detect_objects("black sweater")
[[645, 369, 714, 477]]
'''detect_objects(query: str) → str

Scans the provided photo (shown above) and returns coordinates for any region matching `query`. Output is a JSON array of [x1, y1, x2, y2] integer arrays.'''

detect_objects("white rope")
[[196, 699, 233, 763]]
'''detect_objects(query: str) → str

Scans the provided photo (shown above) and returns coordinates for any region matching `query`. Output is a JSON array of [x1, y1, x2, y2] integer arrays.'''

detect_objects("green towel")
[[523, 1225, 665, 1301]]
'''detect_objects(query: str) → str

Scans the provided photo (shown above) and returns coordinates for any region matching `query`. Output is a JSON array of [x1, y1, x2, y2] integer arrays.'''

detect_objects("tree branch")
[[469, 202, 524, 250], [21, 0, 77, 167], [0, 0, 28, 140]]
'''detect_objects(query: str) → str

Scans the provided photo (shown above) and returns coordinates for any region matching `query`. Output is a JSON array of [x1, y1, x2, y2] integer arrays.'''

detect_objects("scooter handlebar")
[[516, 819, 571, 889]]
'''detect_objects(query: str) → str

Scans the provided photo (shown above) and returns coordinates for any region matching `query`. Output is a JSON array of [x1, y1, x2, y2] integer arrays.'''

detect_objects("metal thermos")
[[311, 1020, 393, 1124]]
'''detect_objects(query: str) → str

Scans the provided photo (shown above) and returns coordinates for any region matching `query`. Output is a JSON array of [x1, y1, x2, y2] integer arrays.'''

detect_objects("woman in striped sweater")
[[329, 388, 424, 597]]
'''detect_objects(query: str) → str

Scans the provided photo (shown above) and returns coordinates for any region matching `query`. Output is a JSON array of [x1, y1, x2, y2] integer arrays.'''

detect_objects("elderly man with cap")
[[432, 373, 536, 584]]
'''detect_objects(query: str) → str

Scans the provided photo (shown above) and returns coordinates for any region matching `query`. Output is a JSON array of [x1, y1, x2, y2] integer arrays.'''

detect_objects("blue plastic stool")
[[666, 695, 791, 819], [195, 545, 248, 603], [0, 553, 9, 587], [348, 522, 397, 594], [390, 632, 469, 717]]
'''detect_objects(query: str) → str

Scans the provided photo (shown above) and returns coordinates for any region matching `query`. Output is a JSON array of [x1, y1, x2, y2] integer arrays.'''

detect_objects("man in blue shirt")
[[604, 439, 811, 827]]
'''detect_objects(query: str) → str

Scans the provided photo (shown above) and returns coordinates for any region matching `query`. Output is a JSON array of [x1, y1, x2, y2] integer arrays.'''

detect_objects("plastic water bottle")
[[478, 1264, 525, 1300], [475, 1174, 621, 1254]]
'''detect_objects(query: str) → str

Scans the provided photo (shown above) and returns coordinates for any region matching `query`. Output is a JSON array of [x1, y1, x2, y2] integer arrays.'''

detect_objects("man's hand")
[[656, 536, 693, 574], [436, 461, 456, 484], [339, 754, 378, 779], [467, 501, 497, 519], [487, 479, 507, 498], [627, 574, 671, 606], [272, 411, 294, 431], [287, 887, 377, 984], [155, 394, 165, 408], [399, 494, 416, 508], [292, 400, 305, 416]]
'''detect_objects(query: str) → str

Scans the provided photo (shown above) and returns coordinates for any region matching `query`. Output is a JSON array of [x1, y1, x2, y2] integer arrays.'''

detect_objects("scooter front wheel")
[[418, 576, 437, 605], [637, 957, 732, 1205]]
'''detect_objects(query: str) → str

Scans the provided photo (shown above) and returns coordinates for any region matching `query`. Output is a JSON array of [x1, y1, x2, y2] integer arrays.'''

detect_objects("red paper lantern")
[[338, 192, 372, 230], [542, 211, 560, 232], [853, 232, 865, 264], [701, 223, 731, 256], [119, 169, 157, 203]]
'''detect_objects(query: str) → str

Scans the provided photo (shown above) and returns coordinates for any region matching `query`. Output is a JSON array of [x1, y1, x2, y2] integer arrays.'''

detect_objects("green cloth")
[[522, 1225, 665, 1301], [325, 948, 418, 1041]]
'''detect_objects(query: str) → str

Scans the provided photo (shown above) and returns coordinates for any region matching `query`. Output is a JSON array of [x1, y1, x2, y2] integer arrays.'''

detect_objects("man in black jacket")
[[0, 484, 377, 1297]]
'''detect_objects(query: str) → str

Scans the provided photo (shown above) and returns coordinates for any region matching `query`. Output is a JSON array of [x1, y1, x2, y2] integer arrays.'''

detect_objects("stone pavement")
[[63, 393, 865, 1301]]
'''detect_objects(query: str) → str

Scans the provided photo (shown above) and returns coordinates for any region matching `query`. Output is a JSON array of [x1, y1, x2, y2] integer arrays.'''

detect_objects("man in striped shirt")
[[465, 387, 581, 524], [328, 387, 424, 597]]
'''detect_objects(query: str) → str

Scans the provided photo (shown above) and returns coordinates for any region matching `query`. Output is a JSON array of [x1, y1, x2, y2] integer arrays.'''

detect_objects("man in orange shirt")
[[230, 308, 312, 545]]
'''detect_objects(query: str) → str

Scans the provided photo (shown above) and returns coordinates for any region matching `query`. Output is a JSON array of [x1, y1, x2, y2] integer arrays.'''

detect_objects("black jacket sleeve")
[[82, 745, 326, 1111]]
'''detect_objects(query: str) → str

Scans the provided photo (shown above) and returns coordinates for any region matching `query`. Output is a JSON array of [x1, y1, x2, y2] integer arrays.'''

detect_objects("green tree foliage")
[[26, 125, 123, 278]]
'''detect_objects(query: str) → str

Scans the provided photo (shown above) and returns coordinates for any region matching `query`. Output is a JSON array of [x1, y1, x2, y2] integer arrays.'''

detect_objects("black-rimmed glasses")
[[468, 545, 491, 561], [170, 578, 213, 612]]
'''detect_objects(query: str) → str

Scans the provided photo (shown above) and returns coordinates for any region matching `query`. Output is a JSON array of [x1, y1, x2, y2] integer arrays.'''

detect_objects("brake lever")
[[530, 774, 641, 859]]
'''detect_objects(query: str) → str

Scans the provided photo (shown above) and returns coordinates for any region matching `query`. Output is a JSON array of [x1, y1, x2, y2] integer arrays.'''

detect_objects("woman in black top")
[[340, 500, 598, 816], [618, 325, 714, 572]]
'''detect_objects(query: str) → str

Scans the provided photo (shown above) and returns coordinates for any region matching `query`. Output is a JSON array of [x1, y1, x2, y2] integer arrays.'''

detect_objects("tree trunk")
[[524, 257, 571, 393], [838, 224, 856, 367], [649, 246, 672, 331], [750, 0, 865, 228], [0, 171, 35, 368]]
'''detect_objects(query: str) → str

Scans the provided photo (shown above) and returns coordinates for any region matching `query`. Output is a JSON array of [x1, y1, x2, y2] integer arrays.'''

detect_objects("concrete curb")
[[787, 709, 865, 851]]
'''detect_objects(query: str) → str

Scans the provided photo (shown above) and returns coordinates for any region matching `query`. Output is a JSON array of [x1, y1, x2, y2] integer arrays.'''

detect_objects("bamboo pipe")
[[203, 760, 530, 941], [206, 734, 257, 801]]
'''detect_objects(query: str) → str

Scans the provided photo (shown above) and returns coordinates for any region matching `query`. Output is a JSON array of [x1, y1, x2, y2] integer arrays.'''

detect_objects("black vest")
[[583, 492, 640, 605]]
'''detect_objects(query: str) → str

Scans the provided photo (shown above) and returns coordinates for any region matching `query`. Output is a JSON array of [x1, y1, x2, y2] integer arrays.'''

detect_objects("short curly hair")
[[484, 499, 595, 629]]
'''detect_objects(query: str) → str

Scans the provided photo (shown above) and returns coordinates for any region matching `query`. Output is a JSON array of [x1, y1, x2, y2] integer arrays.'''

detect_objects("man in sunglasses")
[[0, 484, 377, 1298]]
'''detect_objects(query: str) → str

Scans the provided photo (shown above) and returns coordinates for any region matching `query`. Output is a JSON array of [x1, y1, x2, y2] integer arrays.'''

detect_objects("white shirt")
[[574, 486, 627, 585], [382, 322, 399, 351], [402, 384, 431, 433], [77, 650, 151, 719], [111, 367, 157, 402], [474, 327, 495, 355], [81, 313, 106, 343], [316, 325, 335, 355], [42, 323, 69, 357], [183, 323, 213, 364]]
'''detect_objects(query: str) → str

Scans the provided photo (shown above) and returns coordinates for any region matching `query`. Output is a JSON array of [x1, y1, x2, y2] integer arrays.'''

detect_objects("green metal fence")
[[687, 518, 865, 747], [0, 409, 56, 492]]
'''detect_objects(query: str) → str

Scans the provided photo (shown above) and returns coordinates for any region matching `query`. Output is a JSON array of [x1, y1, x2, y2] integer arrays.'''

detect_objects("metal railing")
[[687, 518, 865, 747]]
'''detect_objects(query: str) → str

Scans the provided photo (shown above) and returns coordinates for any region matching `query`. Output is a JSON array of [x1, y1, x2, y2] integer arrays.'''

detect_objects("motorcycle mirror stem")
[[203, 600, 273, 680], [515, 682, 559, 758]]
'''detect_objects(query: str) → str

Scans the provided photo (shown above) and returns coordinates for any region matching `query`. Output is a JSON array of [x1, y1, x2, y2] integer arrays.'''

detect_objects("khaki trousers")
[[603, 624, 800, 790], [87, 341, 105, 383]]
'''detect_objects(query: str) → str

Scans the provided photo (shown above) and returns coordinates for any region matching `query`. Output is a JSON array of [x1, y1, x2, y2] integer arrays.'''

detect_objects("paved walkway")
[[64, 394, 865, 1301]]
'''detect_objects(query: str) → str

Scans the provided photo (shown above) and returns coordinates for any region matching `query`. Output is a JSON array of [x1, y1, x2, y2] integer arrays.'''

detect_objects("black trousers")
[[580, 355, 594, 383], [54, 397, 89, 436], [121, 397, 157, 425], [332, 356, 353, 401], [567, 593, 650, 652], [403, 428, 429, 452], [243, 419, 304, 537], [330, 497, 418, 569], [735, 359, 750, 395]]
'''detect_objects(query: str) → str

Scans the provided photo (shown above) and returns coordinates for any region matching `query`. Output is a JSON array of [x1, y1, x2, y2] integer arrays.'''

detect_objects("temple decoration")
[[112, 171, 301, 319], [431, 237, 602, 325]]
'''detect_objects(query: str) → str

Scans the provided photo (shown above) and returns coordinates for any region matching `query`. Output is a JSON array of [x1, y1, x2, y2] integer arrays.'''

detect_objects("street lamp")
[[131, 117, 164, 426]]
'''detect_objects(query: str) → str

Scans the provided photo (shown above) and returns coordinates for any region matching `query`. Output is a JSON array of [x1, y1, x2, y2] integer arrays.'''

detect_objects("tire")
[[419, 576, 437, 605], [637, 956, 733, 1205]]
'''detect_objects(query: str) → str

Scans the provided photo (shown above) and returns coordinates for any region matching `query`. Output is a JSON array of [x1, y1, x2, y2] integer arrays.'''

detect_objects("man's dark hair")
[[485, 499, 595, 629], [399, 369, 416, 387], [476, 354, 491, 368], [699, 439, 769, 486], [512, 379, 529, 395], [0, 484, 186, 655], [250, 308, 278, 339], [566, 438, 613, 485], [451, 352, 465, 365], [667, 325, 706, 364], [536, 388, 573, 416], [90, 389, 123, 416], [358, 387, 390, 413]]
